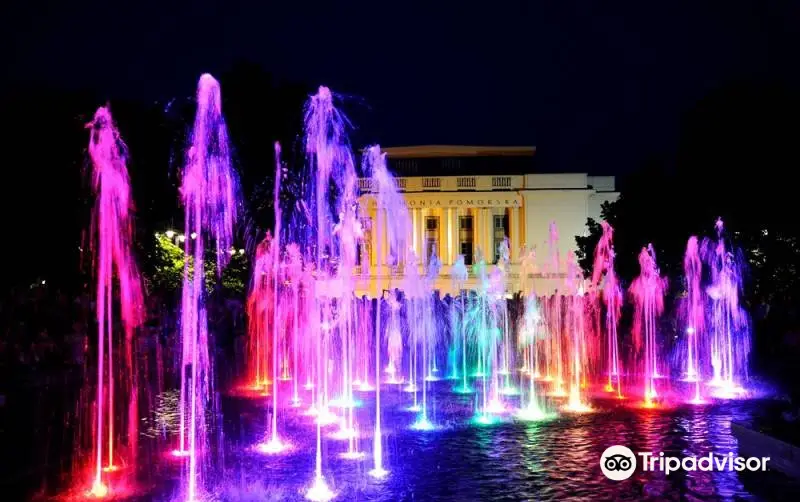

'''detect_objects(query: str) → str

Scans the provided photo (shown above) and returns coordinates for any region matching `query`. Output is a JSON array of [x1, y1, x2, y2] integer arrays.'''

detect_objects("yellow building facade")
[[355, 146, 618, 296]]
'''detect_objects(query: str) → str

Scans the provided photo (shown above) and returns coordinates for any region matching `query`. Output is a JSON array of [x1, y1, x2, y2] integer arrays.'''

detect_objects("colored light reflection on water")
[[10, 379, 800, 502], [305, 476, 335, 502], [255, 439, 292, 455], [515, 406, 556, 422], [410, 415, 437, 431]]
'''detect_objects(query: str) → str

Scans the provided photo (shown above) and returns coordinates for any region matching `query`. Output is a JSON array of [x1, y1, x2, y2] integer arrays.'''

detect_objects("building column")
[[419, 208, 425, 264], [439, 208, 445, 264], [438, 208, 446, 264], [449, 207, 458, 264], [367, 205, 375, 267], [378, 207, 387, 268], [415, 208, 427, 265], [475, 207, 483, 262], [477, 208, 488, 262], [473, 208, 481, 261], [411, 207, 419, 261], [508, 206, 519, 263], [490, 209, 497, 261]]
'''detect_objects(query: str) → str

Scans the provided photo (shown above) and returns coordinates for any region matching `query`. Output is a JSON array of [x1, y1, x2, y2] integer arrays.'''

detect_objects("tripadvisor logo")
[[600, 445, 770, 480], [600, 445, 637, 480]]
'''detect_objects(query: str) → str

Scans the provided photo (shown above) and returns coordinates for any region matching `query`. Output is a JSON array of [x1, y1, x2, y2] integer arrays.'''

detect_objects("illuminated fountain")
[[330, 159, 365, 459], [519, 247, 538, 378], [255, 144, 289, 454], [248, 234, 276, 427], [470, 249, 497, 424], [245, 230, 273, 393], [385, 290, 404, 384], [85, 106, 145, 498], [495, 239, 517, 396], [682, 236, 705, 404], [403, 249, 423, 412], [516, 294, 553, 421], [591, 222, 623, 398], [286, 242, 304, 407], [176, 73, 240, 502], [564, 252, 591, 413], [543, 222, 566, 397], [702, 218, 750, 398], [476, 247, 511, 418], [410, 247, 441, 430], [302, 85, 359, 501], [362, 144, 411, 476], [46, 71, 777, 502], [424, 250, 443, 384], [629, 245, 666, 408], [451, 256, 471, 393]]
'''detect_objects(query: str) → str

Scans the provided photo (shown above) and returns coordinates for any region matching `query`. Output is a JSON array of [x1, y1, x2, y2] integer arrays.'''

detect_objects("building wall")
[[355, 173, 618, 297]]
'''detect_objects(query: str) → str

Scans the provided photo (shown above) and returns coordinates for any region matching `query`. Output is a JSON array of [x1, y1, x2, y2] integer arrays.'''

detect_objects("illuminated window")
[[459, 215, 474, 265], [425, 216, 439, 260], [493, 214, 508, 264], [357, 217, 371, 266], [460, 242, 472, 265]]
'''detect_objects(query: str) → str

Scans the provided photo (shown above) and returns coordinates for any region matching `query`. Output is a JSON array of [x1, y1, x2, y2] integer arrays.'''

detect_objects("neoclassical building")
[[355, 145, 618, 296]]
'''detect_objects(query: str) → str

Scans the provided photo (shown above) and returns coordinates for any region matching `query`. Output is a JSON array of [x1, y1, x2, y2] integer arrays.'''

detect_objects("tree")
[[146, 233, 248, 296], [575, 162, 703, 289], [574, 81, 800, 380]]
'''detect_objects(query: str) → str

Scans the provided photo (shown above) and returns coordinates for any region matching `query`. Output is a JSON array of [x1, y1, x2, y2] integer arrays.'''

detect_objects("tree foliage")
[[146, 233, 248, 296], [575, 82, 800, 325]]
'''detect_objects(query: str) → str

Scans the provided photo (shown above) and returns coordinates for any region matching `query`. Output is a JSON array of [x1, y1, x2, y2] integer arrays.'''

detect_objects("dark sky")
[[3, 0, 799, 175]]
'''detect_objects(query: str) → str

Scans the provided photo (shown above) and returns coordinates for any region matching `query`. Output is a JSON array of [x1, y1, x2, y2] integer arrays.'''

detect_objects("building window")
[[426, 238, 438, 261], [357, 217, 371, 266], [461, 242, 473, 266], [457, 177, 476, 189], [425, 216, 439, 260], [459, 215, 474, 265], [358, 178, 373, 192], [491, 176, 511, 188], [493, 214, 508, 264], [422, 177, 441, 189]]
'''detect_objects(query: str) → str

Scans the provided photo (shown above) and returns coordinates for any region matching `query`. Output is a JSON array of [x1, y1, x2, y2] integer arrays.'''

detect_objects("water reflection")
[[10, 382, 800, 501]]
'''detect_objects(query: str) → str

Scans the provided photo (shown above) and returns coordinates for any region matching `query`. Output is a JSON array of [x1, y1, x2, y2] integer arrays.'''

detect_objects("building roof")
[[357, 145, 538, 177], [380, 145, 536, 158]]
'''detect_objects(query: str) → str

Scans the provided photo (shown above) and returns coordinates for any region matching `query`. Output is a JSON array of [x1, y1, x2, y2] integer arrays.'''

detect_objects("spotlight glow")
[[256, 438, 290, 455], [88, 481, 109, 499], [305, 476, 335, 502], [368, 467, 389, 479], [410, 416, 436, 431]]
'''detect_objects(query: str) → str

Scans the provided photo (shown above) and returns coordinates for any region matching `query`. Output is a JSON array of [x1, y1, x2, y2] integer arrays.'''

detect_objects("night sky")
[[5, 0, 798, 176], [2, 0, 799, 289]]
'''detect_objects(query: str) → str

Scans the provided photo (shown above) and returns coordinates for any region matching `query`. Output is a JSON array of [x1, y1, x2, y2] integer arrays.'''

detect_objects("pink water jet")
[[682, 236, 705, 402], [178, 73, 240, 502], [564, 252, 592, 413], [630, 245, 667, 408], [591, 221, 623, 398], [85, 106, 144, 498]]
